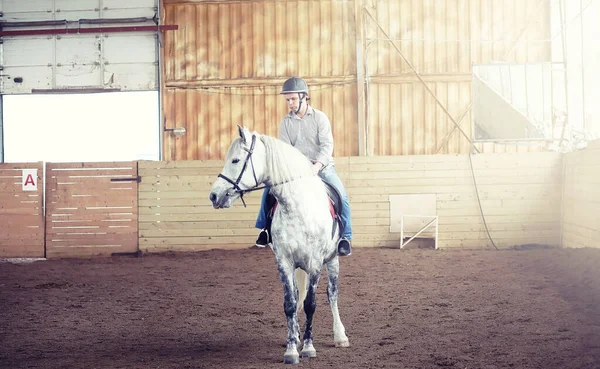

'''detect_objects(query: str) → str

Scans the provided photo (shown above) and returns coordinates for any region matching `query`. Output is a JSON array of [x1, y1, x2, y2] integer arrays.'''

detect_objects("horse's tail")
[[295, 268, 308, 313]]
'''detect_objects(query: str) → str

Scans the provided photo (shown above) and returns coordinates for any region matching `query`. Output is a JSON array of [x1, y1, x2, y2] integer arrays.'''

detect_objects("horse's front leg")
[[278, 262, 300, 364], [300, 271, 321, 358], [326, 257, 350, 347]]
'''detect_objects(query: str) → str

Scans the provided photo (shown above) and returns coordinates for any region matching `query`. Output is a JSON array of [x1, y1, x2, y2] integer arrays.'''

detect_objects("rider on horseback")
[[254, 77, 353, 256]]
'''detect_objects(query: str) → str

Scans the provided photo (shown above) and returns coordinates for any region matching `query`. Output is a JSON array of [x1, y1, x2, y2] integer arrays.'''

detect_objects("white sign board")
[[22, 169, 38, 191], [389, 194, 437, 235]]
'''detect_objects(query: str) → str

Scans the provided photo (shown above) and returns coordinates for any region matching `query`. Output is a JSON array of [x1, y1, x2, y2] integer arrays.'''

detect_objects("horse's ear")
[[237, 124, 246, 143]]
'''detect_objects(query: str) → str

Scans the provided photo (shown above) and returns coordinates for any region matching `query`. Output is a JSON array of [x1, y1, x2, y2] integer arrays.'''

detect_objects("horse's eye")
[[232, 158, 240, 164]]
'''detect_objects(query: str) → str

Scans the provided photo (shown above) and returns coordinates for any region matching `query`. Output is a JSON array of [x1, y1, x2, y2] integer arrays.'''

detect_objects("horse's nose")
[[209, 192, 217, 204]]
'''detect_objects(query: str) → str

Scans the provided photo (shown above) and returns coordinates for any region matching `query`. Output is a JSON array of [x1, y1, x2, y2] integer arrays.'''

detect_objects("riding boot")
[[255, 193, 276, 247]]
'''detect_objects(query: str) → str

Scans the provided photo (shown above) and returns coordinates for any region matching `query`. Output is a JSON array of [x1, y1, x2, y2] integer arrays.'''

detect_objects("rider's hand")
[[312, 162, 323, 176]]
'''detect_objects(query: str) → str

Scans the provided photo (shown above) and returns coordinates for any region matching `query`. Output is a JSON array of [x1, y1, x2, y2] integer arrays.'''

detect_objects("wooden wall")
[[562, 140, 600, 249], [161, 0, 552, 160], [0, 162, 44, 258], [339, 153, 562, 248], [138, 160, 255, 251], [138, 151, 562, 252], [0, 151, 574, 258], [45, 162, 139, 258]]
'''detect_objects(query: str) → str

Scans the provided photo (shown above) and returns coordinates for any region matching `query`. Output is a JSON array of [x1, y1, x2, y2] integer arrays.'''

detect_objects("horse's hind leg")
[[300, 271, 321, 358], [325, 258, 350, 347], [278, 262, 301, 364]]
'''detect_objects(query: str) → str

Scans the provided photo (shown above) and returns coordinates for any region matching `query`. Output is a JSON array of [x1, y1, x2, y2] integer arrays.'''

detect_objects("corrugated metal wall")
[[0, 0, 160, 94], [162, 84, 358, 160], [363, 0, 551, 155], [162, 0, 358, 160], [161, 0, 551, 160]]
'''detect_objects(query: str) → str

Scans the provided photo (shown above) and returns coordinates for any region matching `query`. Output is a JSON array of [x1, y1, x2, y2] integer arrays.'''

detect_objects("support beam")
[[435, 102, 474, 154], [165, 76, 356, 89], [0, 25, 178, 37], [368, 73, 472, 83], [0, 95, 3, 163], [354, 0, 367, 156]]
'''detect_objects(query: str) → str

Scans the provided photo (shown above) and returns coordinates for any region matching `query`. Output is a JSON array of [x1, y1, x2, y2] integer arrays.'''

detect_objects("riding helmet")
[[280, 77, 308, 95]]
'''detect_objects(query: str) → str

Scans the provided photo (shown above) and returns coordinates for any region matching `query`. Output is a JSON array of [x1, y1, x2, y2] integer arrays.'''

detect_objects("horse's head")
[[209, 125, 267, 209]]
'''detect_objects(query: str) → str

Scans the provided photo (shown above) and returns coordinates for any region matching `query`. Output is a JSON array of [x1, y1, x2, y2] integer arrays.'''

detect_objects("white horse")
[[209, 126, 350, 364]]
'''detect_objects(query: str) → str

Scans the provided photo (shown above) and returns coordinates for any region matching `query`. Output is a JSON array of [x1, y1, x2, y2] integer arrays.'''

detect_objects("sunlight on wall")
[[3, 91, 160, 163]]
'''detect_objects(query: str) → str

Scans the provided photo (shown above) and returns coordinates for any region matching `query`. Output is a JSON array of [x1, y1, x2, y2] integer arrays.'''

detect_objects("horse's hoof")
[[300, 348, 317, 358], [283, 353, 300, 364], [335, 340, 350, 348]]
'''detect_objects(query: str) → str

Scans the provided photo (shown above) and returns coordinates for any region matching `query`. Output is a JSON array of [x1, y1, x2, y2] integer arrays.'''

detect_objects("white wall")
[[3, 91, 159, 162], [550, 0, 600, 139]]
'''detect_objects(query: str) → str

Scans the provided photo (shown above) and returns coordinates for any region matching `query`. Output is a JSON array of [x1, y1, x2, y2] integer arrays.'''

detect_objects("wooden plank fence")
[[562, 140, 600, 249], [45, 162, 139, 258], [138, 152, 564, 253], [0, 162, 44, 258], [2, 148, 594, 258]]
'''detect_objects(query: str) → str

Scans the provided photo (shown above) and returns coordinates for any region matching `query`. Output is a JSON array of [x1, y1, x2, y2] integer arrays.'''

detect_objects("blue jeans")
[[255, 165, 353, 240]]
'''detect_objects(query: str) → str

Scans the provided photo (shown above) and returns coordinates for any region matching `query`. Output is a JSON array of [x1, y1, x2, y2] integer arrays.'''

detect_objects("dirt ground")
[[2, 246, 600, 369]]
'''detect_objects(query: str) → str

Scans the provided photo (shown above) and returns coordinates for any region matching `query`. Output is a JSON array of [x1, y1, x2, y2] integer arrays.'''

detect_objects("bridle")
[[217, 134, 267, 207]]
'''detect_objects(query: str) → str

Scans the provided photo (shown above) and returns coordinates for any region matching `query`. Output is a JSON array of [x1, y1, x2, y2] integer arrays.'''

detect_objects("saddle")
[[266, 179, 344, 239]]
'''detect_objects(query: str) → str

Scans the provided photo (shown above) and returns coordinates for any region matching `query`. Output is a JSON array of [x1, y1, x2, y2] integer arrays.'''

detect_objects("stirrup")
[[255, 229, 270, 247], [337, 238, 352, 256]]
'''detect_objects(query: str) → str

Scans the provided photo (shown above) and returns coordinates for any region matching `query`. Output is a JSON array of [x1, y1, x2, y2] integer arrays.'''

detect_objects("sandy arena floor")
[[1, 247, 600, 369]]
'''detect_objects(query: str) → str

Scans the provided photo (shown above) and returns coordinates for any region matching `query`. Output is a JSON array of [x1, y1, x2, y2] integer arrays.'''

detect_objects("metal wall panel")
[[162, 0, 358, 160], [365, 0, 550, 75], [55, 0, 105, 11], [367, 81, 473, 155], [0, 0, 159, 93], [163, 0, 355, 82], [161, 0, 552, 159], [0, 0, 53, 13], [364, 0, 551, 155], [163, 83, 358, 160]]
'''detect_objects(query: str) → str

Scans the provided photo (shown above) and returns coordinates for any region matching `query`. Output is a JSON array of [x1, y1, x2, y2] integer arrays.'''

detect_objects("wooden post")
[[354, 0, 367, 156]]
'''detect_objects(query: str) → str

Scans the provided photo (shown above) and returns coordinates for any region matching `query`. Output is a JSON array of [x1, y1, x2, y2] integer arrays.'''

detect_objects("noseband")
[[217, 134, 267, 207]]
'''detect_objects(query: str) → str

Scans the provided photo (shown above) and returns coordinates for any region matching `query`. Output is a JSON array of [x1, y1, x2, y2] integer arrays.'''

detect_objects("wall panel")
[[1, 0, 159, 94], [562, 140, 600, 249], [139, 151, 562, 252], [363, 0, 551, 155], [162, 0, 552, 159], [0, 162, 44, 258], [45, 162, 139, 258], [162, 83, 358, 160], [162, 0, 358, 160]]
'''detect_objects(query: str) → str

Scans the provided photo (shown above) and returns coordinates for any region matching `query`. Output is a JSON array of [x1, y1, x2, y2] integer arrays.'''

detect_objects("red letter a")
[[24, 174, 35, 186]]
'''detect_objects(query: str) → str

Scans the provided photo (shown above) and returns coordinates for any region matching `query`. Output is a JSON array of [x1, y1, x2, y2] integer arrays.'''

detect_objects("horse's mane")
[[259, 135, 313, 185]]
